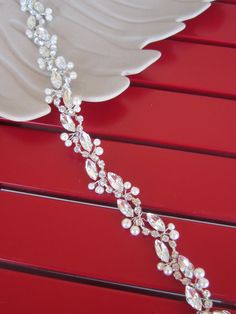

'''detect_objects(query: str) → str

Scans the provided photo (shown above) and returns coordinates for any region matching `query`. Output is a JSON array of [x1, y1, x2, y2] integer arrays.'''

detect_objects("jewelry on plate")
[[19, 1, 230, 313]]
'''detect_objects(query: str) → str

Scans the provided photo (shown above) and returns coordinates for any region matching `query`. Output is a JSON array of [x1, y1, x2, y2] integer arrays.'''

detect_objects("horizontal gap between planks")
[[1, 119, 236, 160], [0, 259, 235, 310], [1, 187, 236, 229], [171, 37, 236, 50], [218, 0, 236, 5], [131, 81, 236, 102]]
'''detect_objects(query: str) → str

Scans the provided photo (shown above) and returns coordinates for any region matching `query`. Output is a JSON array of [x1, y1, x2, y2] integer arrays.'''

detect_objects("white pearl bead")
[[67, 62, 74, 70], [157, 262, 164, 271], [65, 140, 72, 147], [70, 71, 77, 79], [194, 267, 205, 278], [73, 96, 82, 106], [168, 223, 175, 230], [170, 230, 179, 240], [131, 187, 140, 196], [163, 265, 173, 276], [130, 225, 140, 236], [60, 133, 69, 141], [121, 218, 132, 229], [198, 278, 209, 288], [124, 181, 131, 189]]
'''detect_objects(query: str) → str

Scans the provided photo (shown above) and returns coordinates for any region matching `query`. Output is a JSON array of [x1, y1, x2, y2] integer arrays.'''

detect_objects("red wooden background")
[[0, 2, 236, 313]]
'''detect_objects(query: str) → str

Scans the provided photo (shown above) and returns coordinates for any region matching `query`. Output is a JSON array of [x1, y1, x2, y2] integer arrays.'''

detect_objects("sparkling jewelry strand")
[[20, 1, 230, 313]]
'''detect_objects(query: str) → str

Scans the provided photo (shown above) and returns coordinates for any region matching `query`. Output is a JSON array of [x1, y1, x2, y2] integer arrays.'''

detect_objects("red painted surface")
[[2, 269, 234, 314], [133, 41, 236, 99], [176, 2, 236, 47], [20, 87, 236, 156], [0, 2, 235, 313], [0, 191, 235, 304], [1, 125, 236, 223]]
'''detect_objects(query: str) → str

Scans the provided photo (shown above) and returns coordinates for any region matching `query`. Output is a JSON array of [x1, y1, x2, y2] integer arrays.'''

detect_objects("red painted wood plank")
[[132, 41, 236, 99], [0, 191, 235, 304], [0, 125, 236, 223], [20, 87, 236, 157], [2, 269, 232, 314], [176, 2, 236, 47]]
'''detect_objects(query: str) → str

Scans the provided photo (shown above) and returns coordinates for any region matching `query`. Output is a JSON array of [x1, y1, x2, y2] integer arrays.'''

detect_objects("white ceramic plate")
[[0, 0, 213, 121]]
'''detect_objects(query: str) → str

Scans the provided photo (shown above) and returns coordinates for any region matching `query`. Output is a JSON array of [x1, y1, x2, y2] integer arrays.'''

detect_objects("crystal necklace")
[[19, 1, 230, 313]]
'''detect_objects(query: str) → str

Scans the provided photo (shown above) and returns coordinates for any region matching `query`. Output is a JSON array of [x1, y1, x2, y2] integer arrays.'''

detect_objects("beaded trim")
[[19, 1, 230, 313]]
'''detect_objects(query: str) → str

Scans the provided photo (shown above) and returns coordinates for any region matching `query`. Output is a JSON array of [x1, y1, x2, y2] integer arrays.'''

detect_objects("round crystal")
[[194, 267, 205, 279], [45, 96, 52, 104], [130, 225, 140, 236], [65, 140, 72, 147], [46, 14, 53, 22], [157, 262, 165, 271], [70, 71, 77, 80], [170, 230, 179, 240], [203, 290, 211, 298], [131, 187, 140, 196], [95, 186, 104, 194], [94, 139, 101, 146], [45, 8, 52, 14], [88, 183, 95, 190], [73, 96, 82, 106], [198, 278, 209, 289], [162, 235, 169, 242], [168, 223, 175, 230], [95, 147, 104, 156], [163, 265, 173, 276], [121, 218, 132, 229], [124, 181, 131, 189], [106, 187, 113, 194], [34, 1, 44, 13], [74, 146, 80, 153], [45, 88, 52, 95], [60, 133, 69, 141], [25, 29, 33, 38], [204, 300, 213, 309], [51, 35, 58, 44], [67, 62, 74, 70]]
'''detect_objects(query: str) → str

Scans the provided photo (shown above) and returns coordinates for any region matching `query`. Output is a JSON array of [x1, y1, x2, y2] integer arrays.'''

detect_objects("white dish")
[[0, 0, 213, 121]]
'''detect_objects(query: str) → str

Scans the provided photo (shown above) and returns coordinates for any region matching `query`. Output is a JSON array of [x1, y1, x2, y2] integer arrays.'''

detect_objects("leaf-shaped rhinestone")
[[60, 114, 76, 132], [154, 240, 170, 263], [185, 286, 203, 311], [117, 199, 134, 218], [80, 131, 93, 152], [178, 255, 194, 278], [27, 15, 36, 29], [107, 172, 123, 192], [51, 71, 62, 89], [85, 159, 98, 181], [63, 89, 72, 108], [146, 213, 165, 232]]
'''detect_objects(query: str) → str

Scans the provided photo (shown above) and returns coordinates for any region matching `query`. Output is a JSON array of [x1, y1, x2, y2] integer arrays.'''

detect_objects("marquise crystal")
[[51, 71, 62, 89], [85, 159, 98, 180], [185, 285, 203, 311], [154, 239, 170, 263], [60, 113, 76, 132], [146, 213, 165, 232], [117, 199, 134, 218], [80, 131, 93, 152], [108, 172, 123, 192], [178, 255, 194, 278]]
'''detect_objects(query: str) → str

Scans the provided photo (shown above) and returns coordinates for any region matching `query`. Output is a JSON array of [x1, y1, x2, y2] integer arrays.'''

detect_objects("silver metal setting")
[[19, 1, 230, 313]]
